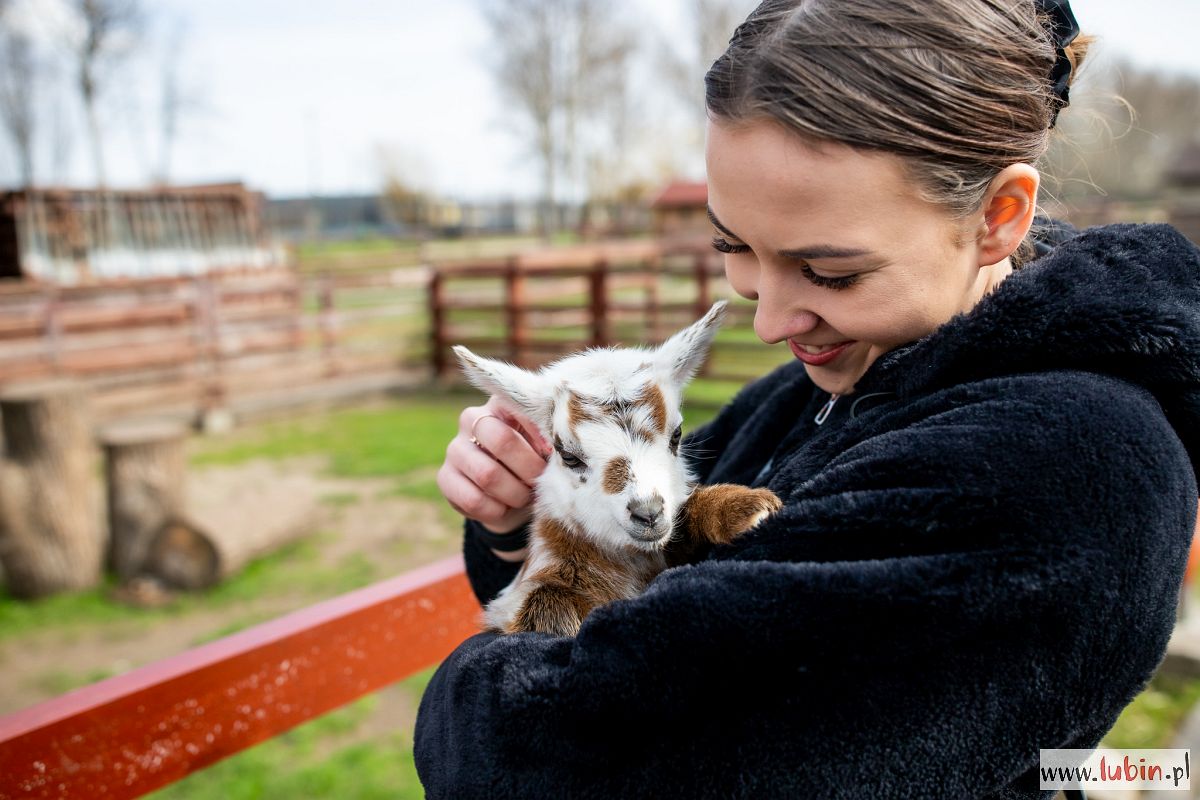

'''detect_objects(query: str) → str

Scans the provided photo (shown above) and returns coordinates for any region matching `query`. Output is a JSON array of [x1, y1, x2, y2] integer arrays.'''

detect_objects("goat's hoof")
[[681, 484, 784, 545], [730, 488, 783, 534]]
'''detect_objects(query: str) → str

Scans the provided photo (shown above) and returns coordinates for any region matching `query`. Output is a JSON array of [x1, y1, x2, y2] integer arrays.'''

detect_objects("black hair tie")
[[1035, 0, 1081, 127], [474, 521, 531, 552]]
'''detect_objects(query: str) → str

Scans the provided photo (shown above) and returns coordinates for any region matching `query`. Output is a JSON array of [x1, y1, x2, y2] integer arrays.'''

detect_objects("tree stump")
[[100, 420, 188, 581], [139, 472, 319, 590], [0, 380, 103, 598]]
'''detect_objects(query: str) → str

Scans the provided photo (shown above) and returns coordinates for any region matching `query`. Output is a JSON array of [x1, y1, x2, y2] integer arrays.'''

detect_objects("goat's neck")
[[531, 513, 663, 577]]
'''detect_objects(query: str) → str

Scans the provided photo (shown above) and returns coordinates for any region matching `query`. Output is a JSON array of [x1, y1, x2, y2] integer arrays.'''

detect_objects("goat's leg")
[[666, 485, 782, 566], [507, 582, 593, 636]]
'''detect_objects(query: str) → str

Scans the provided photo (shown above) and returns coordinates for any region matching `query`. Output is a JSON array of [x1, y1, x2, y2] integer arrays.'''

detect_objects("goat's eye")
[[669, 425, 682, 454], [559, 451, 586, 470]]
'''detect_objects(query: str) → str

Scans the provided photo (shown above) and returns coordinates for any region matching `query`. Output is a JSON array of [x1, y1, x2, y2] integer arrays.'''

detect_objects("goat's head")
[[454, 301, 727, 551]]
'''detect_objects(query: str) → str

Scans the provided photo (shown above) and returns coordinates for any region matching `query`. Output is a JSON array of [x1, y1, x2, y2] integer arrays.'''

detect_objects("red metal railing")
[[0, 555, 480, 800]]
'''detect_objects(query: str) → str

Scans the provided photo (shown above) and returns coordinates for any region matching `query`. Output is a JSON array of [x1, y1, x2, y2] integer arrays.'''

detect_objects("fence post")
[[694, 249, 711, 320], [288, 273, 304, 350], [195, 277, 228, 430], [694, 251, 713, 377], [506, 258, 527, 366], [318, 271, 338, 377], [590, 259, 608, 348], [645, 253, 661, 343], [43, 285, 62, 374], [429, 268, 445, 378]]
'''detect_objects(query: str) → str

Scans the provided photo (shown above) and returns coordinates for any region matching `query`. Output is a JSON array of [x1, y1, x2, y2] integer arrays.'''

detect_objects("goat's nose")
[[627, 495, 664, 528]]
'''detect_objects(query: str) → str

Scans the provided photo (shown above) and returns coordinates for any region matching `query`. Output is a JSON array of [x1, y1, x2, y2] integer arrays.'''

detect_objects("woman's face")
[[705, 117, 1008, 396]]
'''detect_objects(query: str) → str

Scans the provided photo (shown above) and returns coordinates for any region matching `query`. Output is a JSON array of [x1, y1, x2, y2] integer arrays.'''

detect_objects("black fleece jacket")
[[416, 223, 1200, 799]]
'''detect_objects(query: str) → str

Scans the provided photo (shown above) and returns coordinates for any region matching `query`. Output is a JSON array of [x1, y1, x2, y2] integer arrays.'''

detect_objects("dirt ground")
[[0, 455, 463, 725]]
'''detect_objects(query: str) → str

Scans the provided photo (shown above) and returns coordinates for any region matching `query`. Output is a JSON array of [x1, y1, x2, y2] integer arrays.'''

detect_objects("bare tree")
[[481, 0, 561, 235], [479, 0, 638, 236], [659, 0, 755, 127], [70, 0, 143, 186], [0, 1, 40, 185], [155, 16, 203, 185], [376, 143, 437, 239]]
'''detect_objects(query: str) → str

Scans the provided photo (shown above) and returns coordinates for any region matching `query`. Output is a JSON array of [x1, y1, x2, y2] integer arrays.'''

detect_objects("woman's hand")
[[437, 396, 551, 559]]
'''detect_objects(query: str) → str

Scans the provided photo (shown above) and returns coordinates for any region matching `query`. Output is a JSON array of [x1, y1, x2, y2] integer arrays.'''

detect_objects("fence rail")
[[428, 241, 783, 385], [0, 265, 428, 422], [0, 556, 479, 800]]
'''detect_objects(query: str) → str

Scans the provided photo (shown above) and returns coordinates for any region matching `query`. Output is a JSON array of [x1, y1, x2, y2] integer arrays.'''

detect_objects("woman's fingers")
[[437, 461, 508, 522], [447, 436, 534, 509], [437, 463, 532, 534], [486, 397, 553, 460], [468, 414, 548, 487], [439, 398, 548, 539]]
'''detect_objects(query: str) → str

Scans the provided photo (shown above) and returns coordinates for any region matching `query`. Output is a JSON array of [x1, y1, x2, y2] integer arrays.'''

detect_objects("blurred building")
[[650, 180, 709, 237], [0, 183, 286, 284], [265, 194, 547, 241]]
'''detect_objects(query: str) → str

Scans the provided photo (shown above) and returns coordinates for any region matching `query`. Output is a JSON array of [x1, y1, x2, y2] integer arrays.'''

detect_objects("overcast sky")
[[3, 0, 1197, 200]]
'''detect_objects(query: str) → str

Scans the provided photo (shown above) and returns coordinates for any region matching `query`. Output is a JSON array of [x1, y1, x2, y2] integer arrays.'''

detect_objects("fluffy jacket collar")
[[855, 223, 1200, 475]]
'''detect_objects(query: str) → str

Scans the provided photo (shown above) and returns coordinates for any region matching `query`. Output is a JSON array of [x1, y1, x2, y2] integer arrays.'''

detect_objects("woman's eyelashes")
[[710, 236, 859, 291], [798, 263, 858, 290], [710, 235, 749, 255]]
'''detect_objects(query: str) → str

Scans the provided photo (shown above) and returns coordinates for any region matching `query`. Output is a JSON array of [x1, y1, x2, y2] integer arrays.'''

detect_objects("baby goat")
[[454, 301, 781, 636]]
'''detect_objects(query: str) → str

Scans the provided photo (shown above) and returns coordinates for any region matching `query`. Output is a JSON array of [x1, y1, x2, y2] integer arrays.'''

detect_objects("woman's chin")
[[802, 347, 881, 396]]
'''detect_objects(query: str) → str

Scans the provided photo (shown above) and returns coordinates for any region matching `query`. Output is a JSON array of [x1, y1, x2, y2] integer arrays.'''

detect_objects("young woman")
[[418, 1, 1200, 796]]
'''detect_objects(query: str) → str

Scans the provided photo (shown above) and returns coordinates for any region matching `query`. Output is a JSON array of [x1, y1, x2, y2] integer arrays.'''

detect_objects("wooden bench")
[[0, 555, 479, 799]]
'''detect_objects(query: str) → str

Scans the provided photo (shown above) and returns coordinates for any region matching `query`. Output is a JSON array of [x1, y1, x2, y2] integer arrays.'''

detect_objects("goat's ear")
[[452, 346, 553, 431], [654, 300, 727, 386]]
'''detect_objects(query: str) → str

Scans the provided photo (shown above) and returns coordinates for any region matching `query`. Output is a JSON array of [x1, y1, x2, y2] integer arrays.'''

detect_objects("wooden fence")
[[0, 556, 479, 799], [428, 240, 783, 385], [0, 265, 428, 423]]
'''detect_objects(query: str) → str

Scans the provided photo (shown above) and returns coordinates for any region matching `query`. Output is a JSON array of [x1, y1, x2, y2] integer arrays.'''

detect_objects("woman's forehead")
[[705, 118, 924, 241]]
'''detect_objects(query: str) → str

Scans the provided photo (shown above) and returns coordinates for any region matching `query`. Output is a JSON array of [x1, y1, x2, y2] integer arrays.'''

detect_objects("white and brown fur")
[[453, 301, 781, 637]]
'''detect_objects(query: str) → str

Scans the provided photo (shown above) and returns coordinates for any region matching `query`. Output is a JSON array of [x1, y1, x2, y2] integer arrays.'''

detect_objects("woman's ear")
[[975, 164, 1039, 268]]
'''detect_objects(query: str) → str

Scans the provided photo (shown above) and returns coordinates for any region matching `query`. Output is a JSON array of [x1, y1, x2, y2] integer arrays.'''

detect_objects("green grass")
[[1105, 669, 1200, 750], [35, 665, 120, 696], [320, 491, 363, 508], [0, 536, 381, 643], [295, 237, 423, 260], [190, 393, 471, 476]]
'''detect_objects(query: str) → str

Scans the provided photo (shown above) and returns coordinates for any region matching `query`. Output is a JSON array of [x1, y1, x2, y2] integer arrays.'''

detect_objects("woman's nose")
[[753, 281, 821, 344]]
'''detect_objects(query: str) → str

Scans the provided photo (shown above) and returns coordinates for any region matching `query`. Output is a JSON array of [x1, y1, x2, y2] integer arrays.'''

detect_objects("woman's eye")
[[559, 451, 585, 469], [711, 236, 750, 255], [799, 263, 858, 291], [669, 425, 682, 454]]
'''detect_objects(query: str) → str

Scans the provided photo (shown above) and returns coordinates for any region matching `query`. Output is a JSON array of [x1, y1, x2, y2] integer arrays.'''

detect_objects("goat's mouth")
[[626, 522, 671, 545]]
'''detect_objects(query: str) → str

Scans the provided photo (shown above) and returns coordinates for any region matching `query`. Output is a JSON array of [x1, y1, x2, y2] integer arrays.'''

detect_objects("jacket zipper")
[[814, 393, 840, 425]]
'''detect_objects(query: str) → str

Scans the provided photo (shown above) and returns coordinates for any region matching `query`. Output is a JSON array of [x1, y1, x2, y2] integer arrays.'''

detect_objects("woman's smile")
[[788, 339, 854, 366]]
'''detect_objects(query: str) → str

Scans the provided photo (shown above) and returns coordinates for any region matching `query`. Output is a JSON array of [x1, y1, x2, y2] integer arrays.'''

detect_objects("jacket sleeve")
[[461, 519, 525, 605], [416, 373, 1196, 799]]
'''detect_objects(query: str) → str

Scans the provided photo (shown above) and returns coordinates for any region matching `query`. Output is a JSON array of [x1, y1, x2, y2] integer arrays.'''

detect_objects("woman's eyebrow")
[[707, 205, 874, 260], [707, 205, 739, 239], [779, 245, 874, 260]]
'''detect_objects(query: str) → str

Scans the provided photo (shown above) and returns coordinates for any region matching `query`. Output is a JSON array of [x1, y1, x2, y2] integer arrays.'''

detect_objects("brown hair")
[[705, 0, 1092, 266]]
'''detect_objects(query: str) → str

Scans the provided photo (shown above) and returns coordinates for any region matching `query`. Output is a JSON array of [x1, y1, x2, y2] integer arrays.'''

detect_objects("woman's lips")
[[788, 339, 853, 366]]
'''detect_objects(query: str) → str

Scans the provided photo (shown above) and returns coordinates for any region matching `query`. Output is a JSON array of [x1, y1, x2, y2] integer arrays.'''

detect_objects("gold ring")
[[469, 414, 500, 447]]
